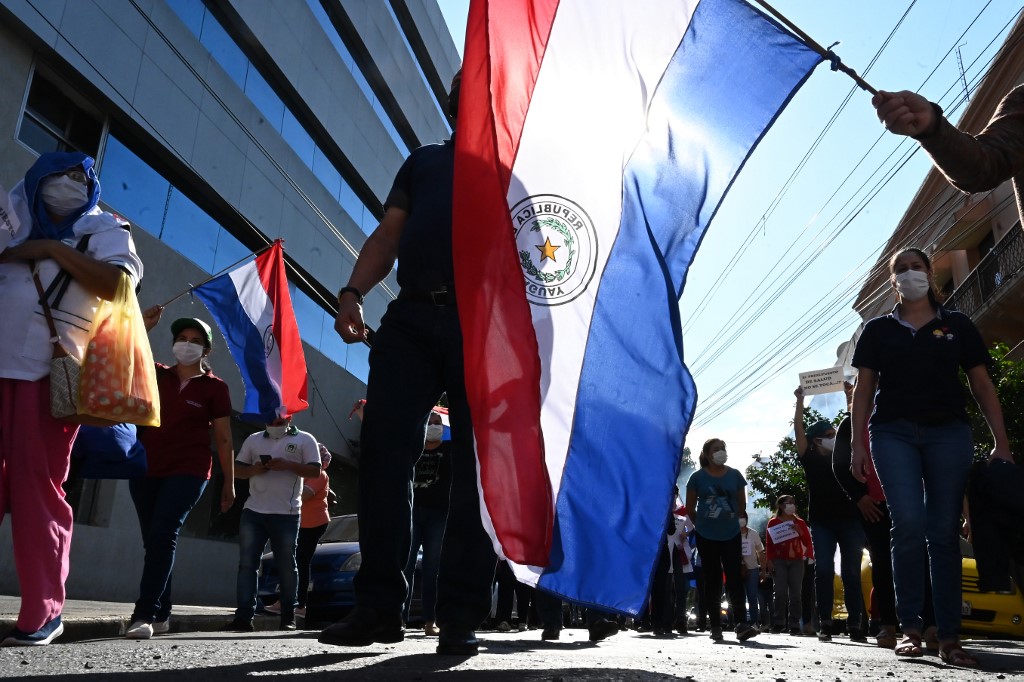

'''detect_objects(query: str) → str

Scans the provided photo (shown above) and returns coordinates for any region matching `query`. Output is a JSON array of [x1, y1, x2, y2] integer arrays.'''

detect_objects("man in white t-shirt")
[[222, 416, 320, 632]]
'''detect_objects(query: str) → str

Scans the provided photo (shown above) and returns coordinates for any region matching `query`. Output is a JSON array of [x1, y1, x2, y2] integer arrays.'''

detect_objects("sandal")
[[894, 633, 924, 657], [939, 642, 980, 668], [923, 625, 940, 652]]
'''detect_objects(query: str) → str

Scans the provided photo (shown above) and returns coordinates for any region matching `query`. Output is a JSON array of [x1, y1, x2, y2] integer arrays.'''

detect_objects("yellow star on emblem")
[[535, 236, 561, 263]]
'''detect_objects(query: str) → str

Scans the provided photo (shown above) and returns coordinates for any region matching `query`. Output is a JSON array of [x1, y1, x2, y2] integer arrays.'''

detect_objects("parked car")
[[258, 514, 422, 620], [845, 538, 1024, 639]]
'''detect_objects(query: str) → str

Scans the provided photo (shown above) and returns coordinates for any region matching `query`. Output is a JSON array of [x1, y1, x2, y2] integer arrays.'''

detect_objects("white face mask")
[[818, 436, 836, 452], [172, 341, 204, 366], [783, 504, 797, 515], [711, 449, 728, 465], [425, 424, 444, 442], [266, 424, 289, 439], [894, 269, 930, 302], [739, 519, 747, 528], [39, 174, 90, 215]]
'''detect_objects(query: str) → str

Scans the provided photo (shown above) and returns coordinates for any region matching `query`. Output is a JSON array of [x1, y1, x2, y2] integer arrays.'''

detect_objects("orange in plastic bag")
[[77, 273, 161, 427]]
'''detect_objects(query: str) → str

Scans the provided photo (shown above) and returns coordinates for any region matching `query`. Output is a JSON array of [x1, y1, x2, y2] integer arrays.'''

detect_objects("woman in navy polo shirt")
[[125, 313, 234, 640], [850, 247, 1011, 668]]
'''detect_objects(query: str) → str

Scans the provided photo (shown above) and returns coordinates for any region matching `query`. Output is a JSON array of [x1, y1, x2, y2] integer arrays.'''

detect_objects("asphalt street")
[[1, 626, 1023, 681]]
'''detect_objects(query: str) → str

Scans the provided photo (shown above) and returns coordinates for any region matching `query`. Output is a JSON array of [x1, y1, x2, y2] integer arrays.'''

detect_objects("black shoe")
[[588, 618, 619, 642], [436, 628, 479, 656], [710, 627, 724, 641], [695, 619, 707, 632], [735, 623, 758, 642], [789, 627, 802, 637], [848, 628, 867, 643], [280, 617, 296, 631], [541, 626, 561, 641], [816, 629, 832, 642], [769, 625, 783, 634], [318, 607, 404, 647], [219, 618, 254, 633]]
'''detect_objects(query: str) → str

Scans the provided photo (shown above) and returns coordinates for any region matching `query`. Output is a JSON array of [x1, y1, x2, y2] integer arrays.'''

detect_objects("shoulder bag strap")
[[48, 233, 93, 309], [31, 261, 69, 358]]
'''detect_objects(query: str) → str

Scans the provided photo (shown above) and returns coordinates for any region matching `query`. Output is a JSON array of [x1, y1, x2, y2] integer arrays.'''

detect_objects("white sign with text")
[[798, 366, 844, 396]]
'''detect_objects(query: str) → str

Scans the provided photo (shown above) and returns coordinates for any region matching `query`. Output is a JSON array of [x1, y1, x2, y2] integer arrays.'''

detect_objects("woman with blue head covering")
[[0, 152, 143, 647]]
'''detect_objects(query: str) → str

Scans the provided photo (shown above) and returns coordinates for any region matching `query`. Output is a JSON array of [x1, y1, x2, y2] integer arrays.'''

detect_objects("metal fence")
[[946, 224, 1024, 318]]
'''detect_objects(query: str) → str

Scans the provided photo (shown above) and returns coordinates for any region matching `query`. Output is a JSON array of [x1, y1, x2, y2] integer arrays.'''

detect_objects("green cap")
[[171, 317, 213, 349], [805, 419, 833, 440]]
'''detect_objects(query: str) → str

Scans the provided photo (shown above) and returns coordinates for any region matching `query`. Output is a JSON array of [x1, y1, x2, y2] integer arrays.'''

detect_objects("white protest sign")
[[798, 365, 844, 396], [767, 519, 800, 544], [0, 184, 19, 253], [741, 538, 753, 557]]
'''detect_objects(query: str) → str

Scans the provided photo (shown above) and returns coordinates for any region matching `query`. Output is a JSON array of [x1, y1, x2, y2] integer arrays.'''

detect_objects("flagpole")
[[750, 0, 877, 95], [156, 241, 276, 308]]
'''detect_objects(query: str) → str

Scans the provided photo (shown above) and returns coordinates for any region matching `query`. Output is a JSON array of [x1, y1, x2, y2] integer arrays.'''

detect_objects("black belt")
[[397, 286, 455, 306]]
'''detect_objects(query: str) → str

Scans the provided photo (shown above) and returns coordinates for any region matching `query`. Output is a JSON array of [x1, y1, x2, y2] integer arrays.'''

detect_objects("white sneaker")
[[263, 602, 282, 615], [125, 621, 153, 640], [152, 618, 170, 635]]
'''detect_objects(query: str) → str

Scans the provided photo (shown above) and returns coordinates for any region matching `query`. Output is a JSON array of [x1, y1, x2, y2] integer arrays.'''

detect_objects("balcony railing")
[[946, 224, 1024, 319]]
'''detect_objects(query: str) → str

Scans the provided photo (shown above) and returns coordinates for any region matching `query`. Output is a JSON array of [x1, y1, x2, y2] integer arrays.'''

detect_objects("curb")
[[0, 614, 287, 644]]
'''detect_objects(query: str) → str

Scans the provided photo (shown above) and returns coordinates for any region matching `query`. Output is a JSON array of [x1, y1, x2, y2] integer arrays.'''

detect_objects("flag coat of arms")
[[453, 0, 822, 613], [194, 240, 308, 422]]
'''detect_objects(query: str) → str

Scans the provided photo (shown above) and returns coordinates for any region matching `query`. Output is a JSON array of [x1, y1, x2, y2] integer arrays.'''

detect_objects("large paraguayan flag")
[[453, 0, 823, 613], [193, 240, 308, 422]]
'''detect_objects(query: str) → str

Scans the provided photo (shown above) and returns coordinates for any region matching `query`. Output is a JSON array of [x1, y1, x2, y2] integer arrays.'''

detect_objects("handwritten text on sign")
[[798, 366, 844, 396]]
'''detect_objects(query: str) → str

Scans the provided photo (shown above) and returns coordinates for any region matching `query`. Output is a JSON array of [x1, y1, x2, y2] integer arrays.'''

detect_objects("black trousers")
[[495, 560, 534, 624], [861, 505, 898, 627], [296, 523, 328, 608], [352, 300, 496, 629], [695, 532, 747, 628]]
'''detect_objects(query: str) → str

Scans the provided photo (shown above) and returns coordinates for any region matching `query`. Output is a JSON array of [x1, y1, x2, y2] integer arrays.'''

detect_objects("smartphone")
[[259, 455, 272, 465]]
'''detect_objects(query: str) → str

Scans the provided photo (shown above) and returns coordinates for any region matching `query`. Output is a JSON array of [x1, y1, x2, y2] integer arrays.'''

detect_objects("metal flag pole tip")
[[750, 0, 877, 96]]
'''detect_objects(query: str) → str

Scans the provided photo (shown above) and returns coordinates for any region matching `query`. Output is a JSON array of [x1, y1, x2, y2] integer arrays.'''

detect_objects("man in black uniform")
[[318, 72, 496, 656]]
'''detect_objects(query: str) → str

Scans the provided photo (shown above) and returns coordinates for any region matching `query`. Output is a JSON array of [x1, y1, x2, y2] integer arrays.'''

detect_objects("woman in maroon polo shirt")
[[124, 311, 234, 640]]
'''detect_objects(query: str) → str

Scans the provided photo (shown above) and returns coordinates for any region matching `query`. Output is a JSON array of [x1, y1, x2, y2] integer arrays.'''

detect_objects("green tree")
[[745, 405, 844, 515], [963, 342, 1024, 461]]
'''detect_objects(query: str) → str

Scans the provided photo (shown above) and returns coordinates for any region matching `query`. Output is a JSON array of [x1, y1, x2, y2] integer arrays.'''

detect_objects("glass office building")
[[0, 0, 459, 606]]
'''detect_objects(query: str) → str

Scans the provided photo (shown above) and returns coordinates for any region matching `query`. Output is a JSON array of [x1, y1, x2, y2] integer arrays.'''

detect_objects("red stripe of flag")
[[453, 0, 560, 566], [256, 239, 309, 417]]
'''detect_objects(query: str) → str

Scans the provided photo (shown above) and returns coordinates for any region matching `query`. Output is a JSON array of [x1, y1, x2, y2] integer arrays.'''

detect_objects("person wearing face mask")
[[223, 415, 321, 632], [123, 315, 234, 640], [403, 408, 453, 636], [0, 152, 143, 647], [324, 69, 499, 657], [684, 439, 758, 643], [793, 389, 866, 643], [851, 247, 1011, 668], [765, 495, 813, 635]]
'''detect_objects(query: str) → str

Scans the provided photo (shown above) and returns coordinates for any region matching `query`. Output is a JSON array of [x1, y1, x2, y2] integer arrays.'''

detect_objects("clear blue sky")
[[435, 1, 1022, 462]]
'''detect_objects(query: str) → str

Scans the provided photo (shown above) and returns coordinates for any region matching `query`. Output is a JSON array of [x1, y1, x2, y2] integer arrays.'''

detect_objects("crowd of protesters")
[[1, 57, 1022, 678]]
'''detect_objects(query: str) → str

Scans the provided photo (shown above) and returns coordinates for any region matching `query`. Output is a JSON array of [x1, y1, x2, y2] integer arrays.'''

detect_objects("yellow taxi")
[[835, 539, 1024, 639]]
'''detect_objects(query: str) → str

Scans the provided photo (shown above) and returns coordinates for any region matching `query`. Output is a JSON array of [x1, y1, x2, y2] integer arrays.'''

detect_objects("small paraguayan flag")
[[194, 239, 308, 422]]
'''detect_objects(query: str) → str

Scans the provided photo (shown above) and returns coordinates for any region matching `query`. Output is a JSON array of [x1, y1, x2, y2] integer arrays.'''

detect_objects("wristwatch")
[[337, 286, 364, 305]]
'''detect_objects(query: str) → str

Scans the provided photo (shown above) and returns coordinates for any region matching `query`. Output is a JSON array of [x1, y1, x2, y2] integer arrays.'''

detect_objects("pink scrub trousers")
[[0, 377, 77, 632]]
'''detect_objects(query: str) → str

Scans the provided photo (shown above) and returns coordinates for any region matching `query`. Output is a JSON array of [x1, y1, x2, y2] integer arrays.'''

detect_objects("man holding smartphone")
[[222, 415, 321, 632]]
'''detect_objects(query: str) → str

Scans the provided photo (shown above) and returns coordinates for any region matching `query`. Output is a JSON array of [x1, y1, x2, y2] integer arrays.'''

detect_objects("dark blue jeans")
[[403, 505, 448, 622], [870, 418, 973, 642], [129, 475, 208, 623], [810, 518, 865, 628], [235, 509, 299, 620], [354, 300, 496, 629]]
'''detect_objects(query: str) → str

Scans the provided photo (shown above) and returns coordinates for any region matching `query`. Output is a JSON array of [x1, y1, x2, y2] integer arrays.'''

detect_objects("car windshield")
[[319, 515, 359, 543]]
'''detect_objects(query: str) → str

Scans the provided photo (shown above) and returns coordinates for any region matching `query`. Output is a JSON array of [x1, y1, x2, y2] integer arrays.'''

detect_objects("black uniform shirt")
[[385, 139, 455, 291], [851, 305, 991, 425]]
